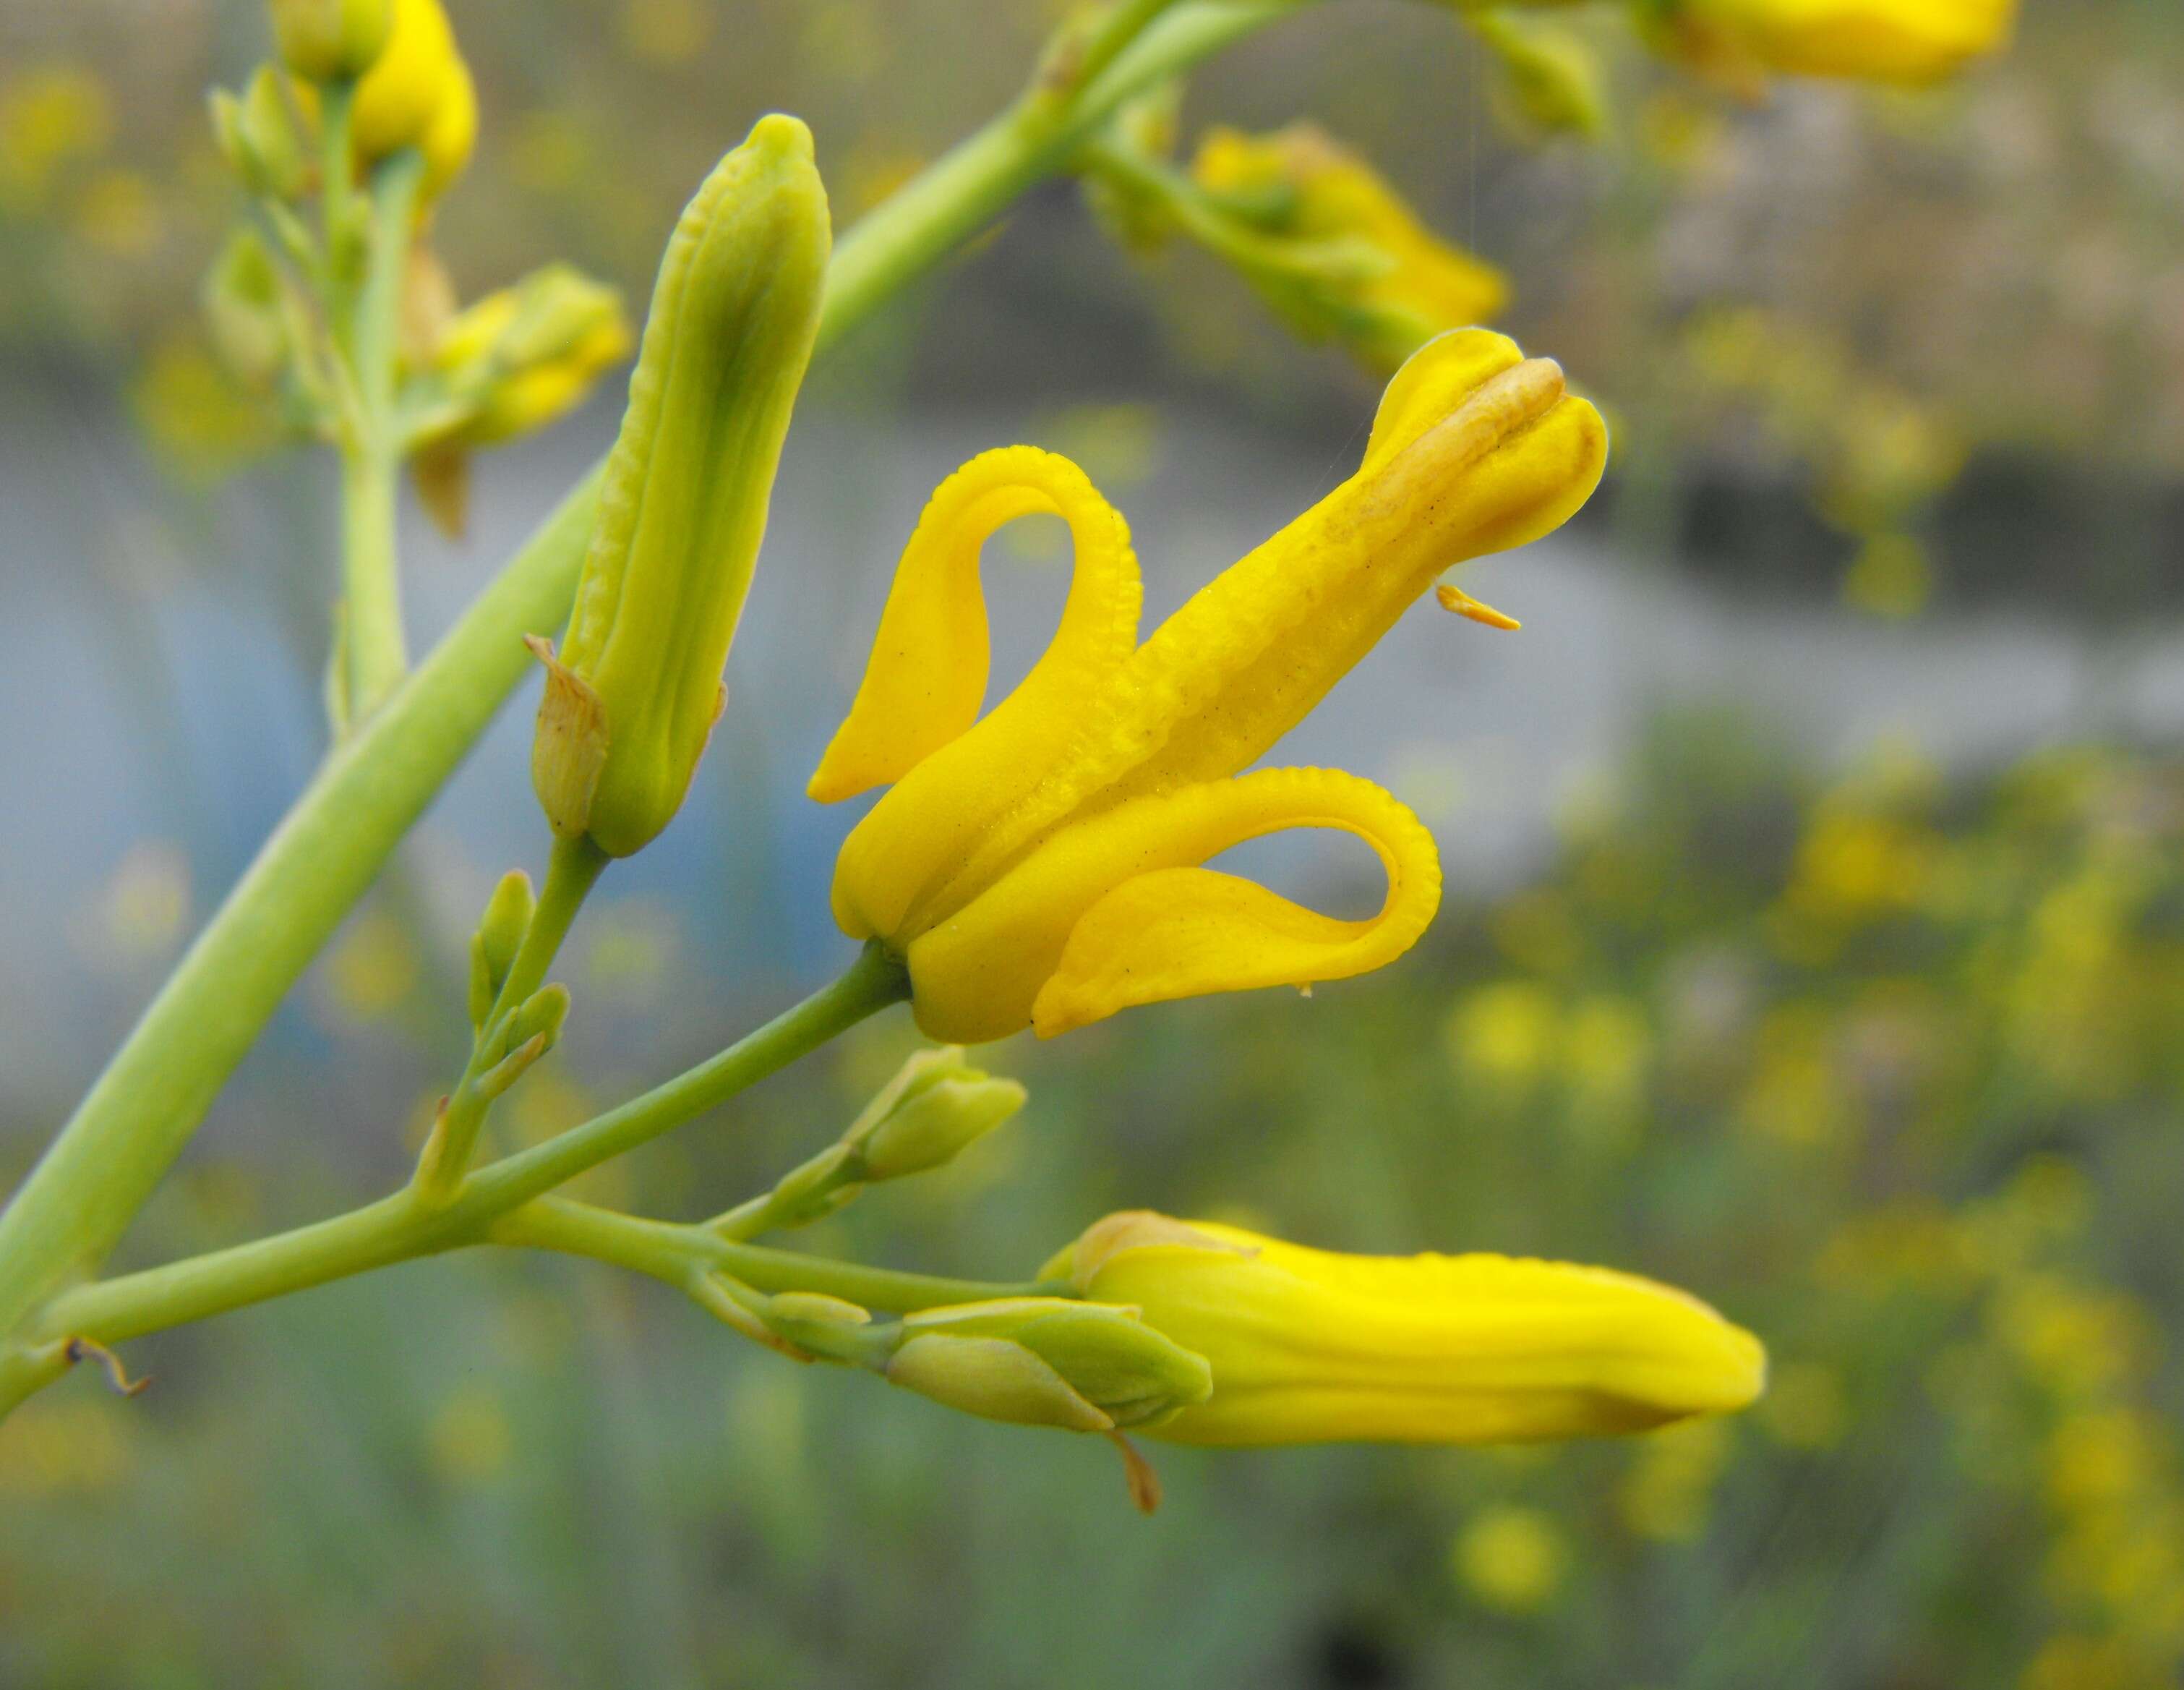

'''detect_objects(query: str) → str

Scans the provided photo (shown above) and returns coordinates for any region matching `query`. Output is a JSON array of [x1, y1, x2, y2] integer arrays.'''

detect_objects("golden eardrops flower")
[[531, 115, 829, 858], [810, 328, 1606, 1042], [1191, 124, 1509, 372], [347, 0, 474, 198], [1044, 1212, 1768, 1446], [1656, 0, 2014, 86]]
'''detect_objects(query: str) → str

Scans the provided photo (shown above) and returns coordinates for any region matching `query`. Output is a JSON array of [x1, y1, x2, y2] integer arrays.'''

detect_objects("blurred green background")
[[3, 1, 2183, 1686]]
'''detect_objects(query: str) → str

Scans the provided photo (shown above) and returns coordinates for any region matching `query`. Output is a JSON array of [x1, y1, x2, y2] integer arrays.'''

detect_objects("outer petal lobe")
[[904, 767, 1441, 1042]]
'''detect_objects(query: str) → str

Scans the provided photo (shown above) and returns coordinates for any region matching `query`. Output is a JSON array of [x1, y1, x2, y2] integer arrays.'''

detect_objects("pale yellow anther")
[[1436, 583, 1521, 631]]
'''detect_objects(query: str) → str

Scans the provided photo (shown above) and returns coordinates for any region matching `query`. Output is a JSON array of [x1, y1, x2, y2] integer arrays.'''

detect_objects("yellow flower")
[[1042, 1211, 1766, 1446], [1452, 1504, 1569, 1613], [426, 265, 632, 446], [810, 329, 1605, 1041], [1190, 124, 1509, 371], [1665, 0, 2014, 86], [348, 0, 474, 198]]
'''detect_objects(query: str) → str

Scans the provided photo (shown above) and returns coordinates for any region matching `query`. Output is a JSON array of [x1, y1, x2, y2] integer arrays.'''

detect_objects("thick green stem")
[[338, 441, 407, 719], [0, 0, 1296, 1389], [0, 466, 601, 1342]]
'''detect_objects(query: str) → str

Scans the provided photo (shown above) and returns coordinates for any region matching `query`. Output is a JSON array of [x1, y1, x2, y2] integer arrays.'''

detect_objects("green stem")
[[814, 0, 1298, 346], [338, 441, 406, 720], [497, 835, 609, 1012], [461, 942, 909, 1214], [338, 150, 425, 722], [0, 466, 601, 1344], [23, 953, 914, 1354], [0, 0, 1297, 1390], [494, 1198, 1055, 1313]]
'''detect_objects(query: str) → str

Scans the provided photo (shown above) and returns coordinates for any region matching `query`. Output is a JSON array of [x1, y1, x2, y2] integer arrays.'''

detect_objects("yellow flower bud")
[[270, 0, 394, 83], [1191, 124, 1509, 372], [426, 264, 632, 447], [1045, 1212, 1767, 1446], [348, 0, 474, 198], [531, 115, 829, 858], [885, 1298, 1212, 1434]]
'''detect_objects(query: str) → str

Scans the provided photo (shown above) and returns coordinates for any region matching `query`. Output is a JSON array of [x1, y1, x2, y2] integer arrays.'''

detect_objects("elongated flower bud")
[[531, 115, 829, 857], [844, 1046, 1024, 1182], [270, 0, 393, 83], [1047, 1211, 1765, 1446]]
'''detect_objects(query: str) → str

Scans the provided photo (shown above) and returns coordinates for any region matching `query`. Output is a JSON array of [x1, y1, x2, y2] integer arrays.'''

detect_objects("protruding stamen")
[[1436, 583, 1522, 631]]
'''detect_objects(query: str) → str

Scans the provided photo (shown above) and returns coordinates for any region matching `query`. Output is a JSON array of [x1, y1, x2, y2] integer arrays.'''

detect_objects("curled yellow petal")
[[1050, 1213, 1768, 1447], [904, 767, 1440, 1042], [809, 445, 1141, 803]]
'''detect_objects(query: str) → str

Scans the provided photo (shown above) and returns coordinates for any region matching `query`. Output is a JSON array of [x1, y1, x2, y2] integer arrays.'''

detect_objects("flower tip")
[[1635, 1292, 1768, 1423], [746, 111, 816, 166]]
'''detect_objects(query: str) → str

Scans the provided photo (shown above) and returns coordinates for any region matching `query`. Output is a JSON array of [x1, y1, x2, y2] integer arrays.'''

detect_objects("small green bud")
[[857, 1074, 1025, 1182], [508, 983, 570, 1052], [209, 68, 310, 200], [887, 1333, 1115, 1433], [467, 869, 536, 1028], [886, 1298, 1212, 1433], [839, 1046, 1024, 1182], [200, 229, 290, 393], [270, 0, 393, 82], [531, 114, 830, 857], [471, 986, 565, 1101], [1475, 9, 1609, 141]]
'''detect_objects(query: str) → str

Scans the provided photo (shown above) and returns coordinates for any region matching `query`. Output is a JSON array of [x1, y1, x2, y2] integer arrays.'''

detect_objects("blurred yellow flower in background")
[[1664, 0, 2016, 87], [0, 65, 111, 209], [1453, 1504, 1570, 1613], [1191, 124, 1509, 372]]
